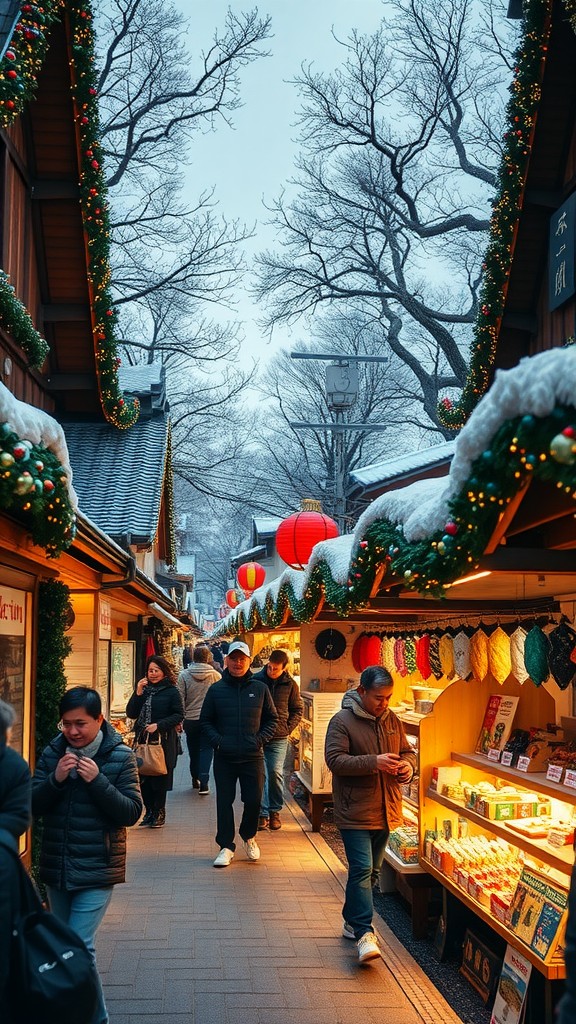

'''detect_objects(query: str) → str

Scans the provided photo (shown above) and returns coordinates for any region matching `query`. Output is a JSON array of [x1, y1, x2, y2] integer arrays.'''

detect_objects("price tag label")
[[564, 769, 576, 790], [546, 764, 563, 783], [517, 756, 530, 773], [487, 748, 501, 762], [500, 751, 513, 767]]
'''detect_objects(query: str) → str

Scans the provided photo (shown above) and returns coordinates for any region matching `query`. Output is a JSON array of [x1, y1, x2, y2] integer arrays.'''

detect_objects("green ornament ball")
[[550, 433, 576, 465]]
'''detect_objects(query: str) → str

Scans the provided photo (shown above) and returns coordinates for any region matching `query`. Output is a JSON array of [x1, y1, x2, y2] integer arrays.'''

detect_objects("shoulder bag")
[[1, 838, 99, 1024], [134, 732, 167, 776]]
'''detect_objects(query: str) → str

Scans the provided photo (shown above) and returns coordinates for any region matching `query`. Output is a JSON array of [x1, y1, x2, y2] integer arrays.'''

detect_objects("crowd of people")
[[1, 643, 575, 1022]]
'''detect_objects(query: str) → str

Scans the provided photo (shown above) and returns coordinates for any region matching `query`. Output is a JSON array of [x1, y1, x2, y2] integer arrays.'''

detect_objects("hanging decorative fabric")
[[428, 634, 443, 680], [523, 625, 551, 687], [488, 626, 512, 685], [439, 633, 455, 678], [510, 627, 529, 684], [394, 637, 408, 677], [453, 630, 471, 680], [382, 636, 396, 675], [548, 620, 576, 690], [404, 636, 417, 675], [415, 634, 432, 680], [469, 629, 489, 683]]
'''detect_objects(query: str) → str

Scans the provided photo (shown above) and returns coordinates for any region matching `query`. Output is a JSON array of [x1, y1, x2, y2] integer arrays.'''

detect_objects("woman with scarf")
[[126, 655, 184, 828]]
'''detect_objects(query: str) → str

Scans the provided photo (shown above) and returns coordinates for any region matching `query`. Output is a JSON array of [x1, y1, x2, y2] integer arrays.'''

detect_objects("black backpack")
[[2, 838, 99, 1024]]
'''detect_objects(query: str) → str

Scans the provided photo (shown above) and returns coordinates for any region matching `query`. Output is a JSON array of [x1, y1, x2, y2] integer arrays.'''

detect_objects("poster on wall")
[[110, 641, 135, 714], [0, 585, 27, 755], [97, 640, 110, 718]]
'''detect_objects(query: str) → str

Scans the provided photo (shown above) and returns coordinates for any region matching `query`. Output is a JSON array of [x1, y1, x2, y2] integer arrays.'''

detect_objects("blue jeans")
[[261, 738, 288, 815], [47, 885, 113, 1024], [340, 829, 389, 940], [183, 719, 213, 785]]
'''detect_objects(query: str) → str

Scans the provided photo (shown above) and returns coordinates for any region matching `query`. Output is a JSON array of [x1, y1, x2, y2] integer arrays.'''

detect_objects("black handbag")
[[2, 838, 99, 1024]]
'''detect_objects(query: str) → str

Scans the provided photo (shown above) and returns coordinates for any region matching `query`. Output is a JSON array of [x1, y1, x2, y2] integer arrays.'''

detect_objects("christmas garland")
[[0, 1, 139, 428], [438, 0, 551, 430], [217, 404, 576, 633], [0, 420, 76, 555], [0, 270, 49, 368]]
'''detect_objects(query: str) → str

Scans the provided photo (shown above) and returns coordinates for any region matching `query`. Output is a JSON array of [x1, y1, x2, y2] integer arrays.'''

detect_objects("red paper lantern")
[[225, 589, 241, 609], [276, 503, 339, 569], [352, 634, 382, 673], [237, 561, 266, 594]]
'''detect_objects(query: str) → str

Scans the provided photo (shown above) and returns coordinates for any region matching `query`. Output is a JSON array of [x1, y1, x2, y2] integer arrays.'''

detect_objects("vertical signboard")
[[0, 585, 27, 755], [549, 194, 576, 310], [110, 641, 135, 714]]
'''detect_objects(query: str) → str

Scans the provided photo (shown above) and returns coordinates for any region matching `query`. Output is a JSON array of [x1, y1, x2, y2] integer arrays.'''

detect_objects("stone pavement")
[[97, 759, 463, 1024]]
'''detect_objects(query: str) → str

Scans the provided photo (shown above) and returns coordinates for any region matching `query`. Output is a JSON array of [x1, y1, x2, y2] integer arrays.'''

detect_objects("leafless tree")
[[255, 0, 517, 432]]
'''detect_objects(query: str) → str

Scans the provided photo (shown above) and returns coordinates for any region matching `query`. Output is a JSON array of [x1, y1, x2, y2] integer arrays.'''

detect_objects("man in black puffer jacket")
[[32, 686, 142, 1024], [200, 641, 278, 867], [252, 650, 303, 832]]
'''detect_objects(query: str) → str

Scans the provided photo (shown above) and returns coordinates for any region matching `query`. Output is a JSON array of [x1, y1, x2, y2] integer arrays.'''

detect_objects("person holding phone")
[[325, 665, 416, 965]]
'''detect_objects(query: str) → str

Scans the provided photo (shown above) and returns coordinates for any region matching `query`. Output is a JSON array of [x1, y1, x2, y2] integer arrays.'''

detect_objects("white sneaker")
[[342, 921, 355, 940], [243, 837, 260, 861], [213, 847, 234, 868], [357, 931, 382, 964]]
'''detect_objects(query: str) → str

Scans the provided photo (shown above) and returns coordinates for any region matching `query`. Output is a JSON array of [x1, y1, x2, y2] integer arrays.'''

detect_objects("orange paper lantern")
[[225, 589, 241, 608]]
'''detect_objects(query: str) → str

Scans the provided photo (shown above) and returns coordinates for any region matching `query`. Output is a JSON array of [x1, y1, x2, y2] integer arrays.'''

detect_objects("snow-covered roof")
[[211, 347, 576, 636], [231, 545, 266, 565], [351, 440, 455, 490], [252, 516, 281, 537]]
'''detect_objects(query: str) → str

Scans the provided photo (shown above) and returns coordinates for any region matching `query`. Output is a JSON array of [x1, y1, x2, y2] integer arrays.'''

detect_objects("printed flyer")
[[476, 694, 519, 754], [490, 945, 532, 1024], [508, 867, 568, 960]]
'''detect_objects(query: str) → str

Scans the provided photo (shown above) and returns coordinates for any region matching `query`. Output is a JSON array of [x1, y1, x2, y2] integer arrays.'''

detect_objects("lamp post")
[[290, 352, 389, 532]]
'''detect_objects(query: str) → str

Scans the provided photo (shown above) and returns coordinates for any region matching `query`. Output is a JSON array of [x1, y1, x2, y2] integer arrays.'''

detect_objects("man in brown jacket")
[[325, 665, 416, 964]]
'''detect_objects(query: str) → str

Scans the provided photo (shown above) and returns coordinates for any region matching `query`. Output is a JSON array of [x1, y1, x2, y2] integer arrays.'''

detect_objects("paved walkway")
[[98, 760, 463, 1024]]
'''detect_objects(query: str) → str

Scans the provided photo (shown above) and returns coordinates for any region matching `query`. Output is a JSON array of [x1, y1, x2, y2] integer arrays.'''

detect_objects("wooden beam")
[[484, 480, 531, 554], [44, 373, 95, 391], [481, 549, 576, 573], [41, 304, 91, 322], [32, 180, 80, 201]]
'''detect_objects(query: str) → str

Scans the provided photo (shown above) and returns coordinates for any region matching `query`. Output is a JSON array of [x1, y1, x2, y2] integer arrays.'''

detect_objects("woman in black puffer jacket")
[[126, 655, 184, 828]]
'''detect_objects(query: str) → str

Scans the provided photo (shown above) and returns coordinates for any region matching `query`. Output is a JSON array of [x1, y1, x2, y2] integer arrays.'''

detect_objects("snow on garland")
[[0, 382, 77, 555], [214, 348, 576, 635]]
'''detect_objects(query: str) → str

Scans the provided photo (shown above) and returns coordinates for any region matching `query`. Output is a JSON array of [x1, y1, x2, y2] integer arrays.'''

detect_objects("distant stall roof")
[[350, 441, 455, 493], [252, 516, 282, 536]]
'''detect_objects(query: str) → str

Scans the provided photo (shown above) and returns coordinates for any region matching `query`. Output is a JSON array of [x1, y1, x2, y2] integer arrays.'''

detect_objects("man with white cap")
[[200, 640, 278, 867]]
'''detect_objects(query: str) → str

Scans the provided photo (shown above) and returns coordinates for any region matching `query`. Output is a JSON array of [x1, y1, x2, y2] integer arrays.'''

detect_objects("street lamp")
[[289, 352, 389, 531]]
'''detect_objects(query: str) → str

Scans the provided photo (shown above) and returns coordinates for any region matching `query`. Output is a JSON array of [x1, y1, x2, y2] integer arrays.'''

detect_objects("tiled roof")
[[350, 440, 455, 489], [63, 417, 169, 541]]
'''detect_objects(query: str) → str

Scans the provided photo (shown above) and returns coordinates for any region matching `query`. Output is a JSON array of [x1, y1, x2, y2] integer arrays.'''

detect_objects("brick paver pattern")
[[97, 759, 463, 1024]]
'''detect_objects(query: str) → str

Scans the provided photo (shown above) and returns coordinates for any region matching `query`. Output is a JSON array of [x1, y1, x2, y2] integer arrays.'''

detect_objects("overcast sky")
[[175, 2, 388, 360]]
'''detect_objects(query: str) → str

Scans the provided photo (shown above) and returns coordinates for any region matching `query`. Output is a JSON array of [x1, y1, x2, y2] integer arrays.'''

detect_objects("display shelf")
[[421, 858, 566, 980], [425, 788, 575, 876], [452, 750, 576, 804]]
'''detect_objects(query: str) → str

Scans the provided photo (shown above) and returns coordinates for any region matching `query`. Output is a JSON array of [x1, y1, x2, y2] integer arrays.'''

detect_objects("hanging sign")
[[549, 194, 576, 311], [99, 598, 111, 640]]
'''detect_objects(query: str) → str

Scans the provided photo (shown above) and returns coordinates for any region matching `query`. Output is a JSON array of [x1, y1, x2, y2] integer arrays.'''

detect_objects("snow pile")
[[0, 382, 78, 507]]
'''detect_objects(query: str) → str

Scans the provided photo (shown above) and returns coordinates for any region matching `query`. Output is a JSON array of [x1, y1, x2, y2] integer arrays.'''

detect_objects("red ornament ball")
[[444, 521, 458, 536], [6, 51, 16, 61], [276, 508, 339, 570], [562, 426, 576, 438], [7, 70, 17, 79], [43, 479, 54, 492]]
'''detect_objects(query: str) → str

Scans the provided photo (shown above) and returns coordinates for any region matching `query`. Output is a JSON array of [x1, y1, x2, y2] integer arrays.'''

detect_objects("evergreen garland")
[[217, 404, 576, 633], [0, 0, 139, 428], [438, 0, 551, 430], [35, 579, 72, 758]]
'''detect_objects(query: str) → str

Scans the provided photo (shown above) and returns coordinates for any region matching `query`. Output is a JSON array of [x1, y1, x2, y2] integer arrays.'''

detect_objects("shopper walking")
[[200, 640, 278, 867], [252, 649, 303, 831], [178, 645, 220, 793], [126, 655, 184, 828], [32, 686, 142, 1024], [325, 665, 416, 964]]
